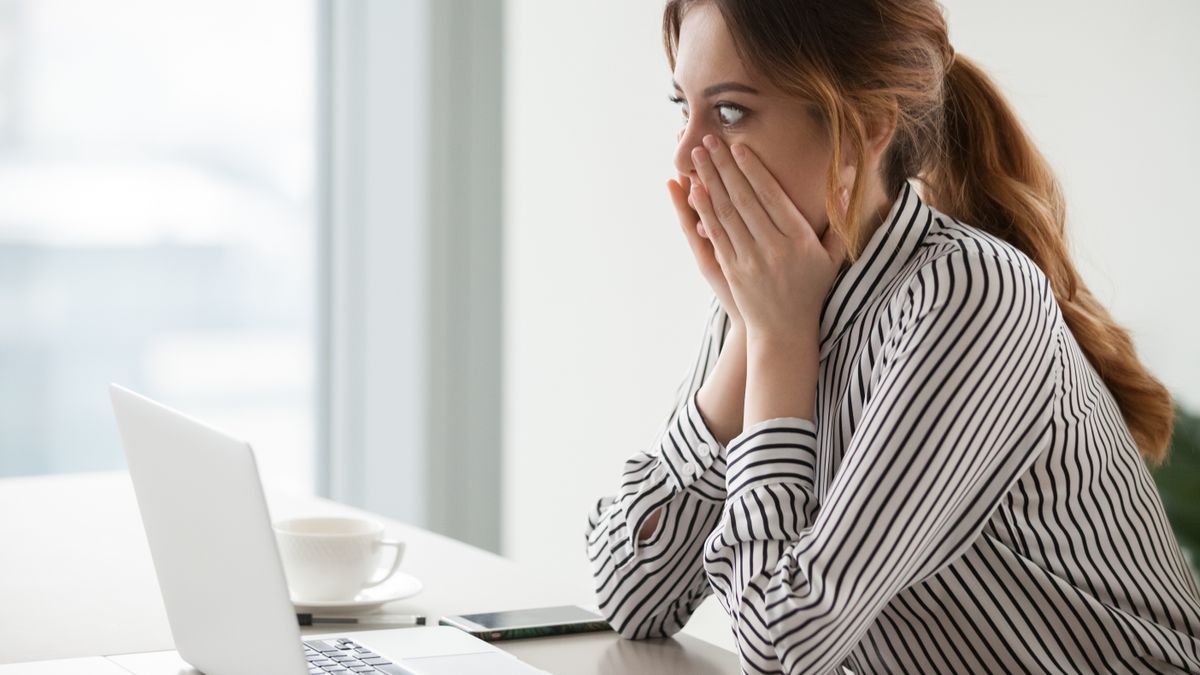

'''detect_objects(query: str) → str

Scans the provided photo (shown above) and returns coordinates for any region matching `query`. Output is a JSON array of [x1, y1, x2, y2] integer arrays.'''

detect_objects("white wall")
[[503, 0, 1200, 651], [937, 0, 1200, 410]]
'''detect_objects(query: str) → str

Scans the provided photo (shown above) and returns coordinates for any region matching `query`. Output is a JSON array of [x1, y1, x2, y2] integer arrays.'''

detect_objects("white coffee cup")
[[273, 516, 406, 602]]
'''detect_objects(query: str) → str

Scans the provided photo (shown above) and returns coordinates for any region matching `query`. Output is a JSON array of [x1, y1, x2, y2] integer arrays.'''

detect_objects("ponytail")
[[923, 54, 1175, 464]]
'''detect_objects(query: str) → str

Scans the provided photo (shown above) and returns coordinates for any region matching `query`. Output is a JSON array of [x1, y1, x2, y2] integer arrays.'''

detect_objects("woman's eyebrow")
[[672, 79, 760, 98]]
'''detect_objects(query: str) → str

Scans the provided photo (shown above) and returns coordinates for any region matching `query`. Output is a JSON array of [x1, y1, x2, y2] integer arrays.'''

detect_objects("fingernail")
[[731, 144, 745, 161], [702, 135, 717, 150], [692, 147, 707, 164]]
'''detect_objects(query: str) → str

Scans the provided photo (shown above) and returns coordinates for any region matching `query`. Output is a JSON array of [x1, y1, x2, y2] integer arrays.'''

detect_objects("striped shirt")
[[585, 180, 1200, 674]]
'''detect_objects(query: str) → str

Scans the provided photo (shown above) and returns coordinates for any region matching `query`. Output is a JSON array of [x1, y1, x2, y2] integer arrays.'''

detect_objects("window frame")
[[317, 0, 504, 552]]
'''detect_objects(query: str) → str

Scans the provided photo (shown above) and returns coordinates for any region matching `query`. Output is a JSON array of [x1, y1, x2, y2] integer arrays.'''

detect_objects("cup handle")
[[364, 539, 406, 588]]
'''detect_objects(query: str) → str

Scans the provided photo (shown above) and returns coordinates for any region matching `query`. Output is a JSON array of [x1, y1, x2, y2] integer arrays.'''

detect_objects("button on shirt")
[[584, 181, 1200, 674]]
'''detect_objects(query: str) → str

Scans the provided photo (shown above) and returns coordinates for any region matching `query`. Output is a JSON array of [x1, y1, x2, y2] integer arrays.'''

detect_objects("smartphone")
[[438, 604, 611, 641]]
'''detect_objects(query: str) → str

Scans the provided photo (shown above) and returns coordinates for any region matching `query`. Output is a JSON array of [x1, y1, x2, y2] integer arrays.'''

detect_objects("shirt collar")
[[818, 179, 933, 361]]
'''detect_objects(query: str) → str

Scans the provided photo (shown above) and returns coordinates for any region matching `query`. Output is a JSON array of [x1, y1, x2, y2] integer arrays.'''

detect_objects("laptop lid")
[[108, 383, 309, 674]]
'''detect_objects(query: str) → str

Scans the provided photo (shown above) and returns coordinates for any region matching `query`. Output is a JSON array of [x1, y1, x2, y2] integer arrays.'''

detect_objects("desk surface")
[[0, 471, 738, 674]]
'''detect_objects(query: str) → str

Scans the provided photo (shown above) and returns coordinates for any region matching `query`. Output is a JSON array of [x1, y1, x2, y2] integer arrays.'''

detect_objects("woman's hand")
[[688, 134, 848, 345], [667, 171, 743, 327]]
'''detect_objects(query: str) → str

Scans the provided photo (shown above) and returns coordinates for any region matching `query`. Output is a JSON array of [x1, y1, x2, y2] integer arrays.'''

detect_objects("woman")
[[584, 1, 1200, 673]]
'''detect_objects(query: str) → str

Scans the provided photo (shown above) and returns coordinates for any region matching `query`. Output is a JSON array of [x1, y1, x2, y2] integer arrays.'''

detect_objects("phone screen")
[[459, 605, 603, 630]]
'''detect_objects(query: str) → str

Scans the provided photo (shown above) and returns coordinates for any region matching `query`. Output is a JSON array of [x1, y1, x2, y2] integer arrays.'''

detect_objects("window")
[[0, 0, 317, 493]]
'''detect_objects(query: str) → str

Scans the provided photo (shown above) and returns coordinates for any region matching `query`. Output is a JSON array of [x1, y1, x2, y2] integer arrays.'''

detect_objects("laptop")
[[108, 383, 546, 675]]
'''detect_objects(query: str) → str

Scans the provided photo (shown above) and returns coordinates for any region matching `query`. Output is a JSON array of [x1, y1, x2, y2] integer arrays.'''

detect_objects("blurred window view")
[[0, 0, 316, 492]]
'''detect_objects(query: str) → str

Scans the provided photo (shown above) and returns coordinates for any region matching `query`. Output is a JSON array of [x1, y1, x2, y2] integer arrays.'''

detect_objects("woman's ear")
[[837, 162, 856, 196], [836, 103, 899, 191], [863, 103, 899, 164]]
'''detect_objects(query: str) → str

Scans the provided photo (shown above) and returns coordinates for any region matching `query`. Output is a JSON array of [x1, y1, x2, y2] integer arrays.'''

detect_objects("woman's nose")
[[674, 123, 702, 178]]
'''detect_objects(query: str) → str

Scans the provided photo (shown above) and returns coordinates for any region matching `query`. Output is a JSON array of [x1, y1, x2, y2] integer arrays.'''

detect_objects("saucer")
[[290, 571, 423, 611]]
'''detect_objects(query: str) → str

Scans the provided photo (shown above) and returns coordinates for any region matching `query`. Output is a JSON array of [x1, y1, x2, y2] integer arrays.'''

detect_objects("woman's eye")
[[667, 96, 747, 129], [716, 103, 746, 127]]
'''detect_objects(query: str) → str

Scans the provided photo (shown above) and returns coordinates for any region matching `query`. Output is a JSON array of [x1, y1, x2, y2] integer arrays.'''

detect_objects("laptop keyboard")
[[304, 637, 411, 674]]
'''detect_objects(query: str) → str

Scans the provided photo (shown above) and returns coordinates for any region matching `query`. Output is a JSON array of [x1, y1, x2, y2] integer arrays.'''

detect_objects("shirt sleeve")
[[585, 295, 735, 639], [705, 249, 1063, 674]]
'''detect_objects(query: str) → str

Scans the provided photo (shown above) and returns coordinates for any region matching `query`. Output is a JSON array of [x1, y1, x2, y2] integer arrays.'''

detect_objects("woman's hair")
[[663, 0, 1175, 464]]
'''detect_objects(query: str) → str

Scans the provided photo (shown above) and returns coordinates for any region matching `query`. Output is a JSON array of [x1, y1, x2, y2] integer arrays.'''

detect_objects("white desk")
[[0, 471, 738, 674]]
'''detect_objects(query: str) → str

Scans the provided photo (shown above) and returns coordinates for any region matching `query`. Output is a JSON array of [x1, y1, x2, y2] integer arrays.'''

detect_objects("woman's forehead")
[[675, 7, 744, 77], [674, 5, 772, 97]]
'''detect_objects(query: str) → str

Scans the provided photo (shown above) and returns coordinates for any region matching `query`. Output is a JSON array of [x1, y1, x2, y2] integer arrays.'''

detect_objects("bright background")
[[0, 0, 1195, 653]]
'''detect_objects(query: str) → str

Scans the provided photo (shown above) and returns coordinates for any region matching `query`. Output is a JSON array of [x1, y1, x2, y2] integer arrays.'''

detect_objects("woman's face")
[[671, 3, 838, 237]]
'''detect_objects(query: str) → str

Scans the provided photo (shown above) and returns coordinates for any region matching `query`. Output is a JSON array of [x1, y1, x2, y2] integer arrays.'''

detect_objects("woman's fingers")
[[671, 173, 710, 240], [680, 173, 708, 238], [728, 141, 815, 243], [667, 178, 705, 256], [692, 145, 751, 258], [701, 136, 781, 241], [689, 177, 736, 269]]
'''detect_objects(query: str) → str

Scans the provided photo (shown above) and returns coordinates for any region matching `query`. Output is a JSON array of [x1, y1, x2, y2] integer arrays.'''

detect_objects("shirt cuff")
[[601, 492, 638, 563], [725, 416, 818, 498], [600, 390, 730, 565], [658, 388, 726, 495]]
